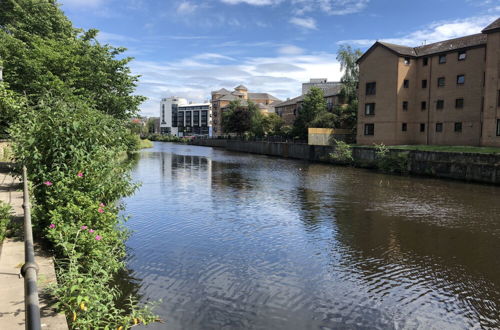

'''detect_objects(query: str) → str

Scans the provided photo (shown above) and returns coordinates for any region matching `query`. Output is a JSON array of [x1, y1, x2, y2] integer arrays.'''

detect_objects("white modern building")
[[160, 97, 212, 137]]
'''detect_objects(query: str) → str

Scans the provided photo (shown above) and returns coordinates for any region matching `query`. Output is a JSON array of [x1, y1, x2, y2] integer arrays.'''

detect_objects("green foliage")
[[9, 97, 157, 328], [293, 87, 328, 139], [139, 139, 153, 149], [222, 100, 256, 136], [329, 140, 353, 164], [374, 143, 409, 174], [0, 201, 13, 242], [0, 82, 26, 138], [0, 0, 145, 121], [146, 133, 188, 143], [336, 45, 362, 131]]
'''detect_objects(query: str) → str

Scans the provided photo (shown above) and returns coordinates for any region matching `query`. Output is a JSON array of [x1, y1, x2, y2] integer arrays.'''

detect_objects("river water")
[[123, 142, 500, 330]]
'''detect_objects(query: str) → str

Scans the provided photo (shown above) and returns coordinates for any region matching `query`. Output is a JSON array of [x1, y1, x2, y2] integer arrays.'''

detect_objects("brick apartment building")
[[357, 17, 500, 146], [211, 85, 281, 136]]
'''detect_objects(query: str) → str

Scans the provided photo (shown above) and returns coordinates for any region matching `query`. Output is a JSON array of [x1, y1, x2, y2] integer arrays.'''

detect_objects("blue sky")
[[58, 0, 499, 117]]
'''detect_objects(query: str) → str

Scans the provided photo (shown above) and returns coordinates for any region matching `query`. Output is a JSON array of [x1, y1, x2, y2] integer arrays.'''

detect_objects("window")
[[402, 123, 407, 131], [404, 80, 409, 88], [364, 123, 374, 136], [423, 57, 429, 66], [422, 79, 427, 88], [457, 75, 465, 85], [497, 119, 500, 136], [193, 111, 200, 126], [437, 100, 444, 110], [402, 101, 408, 111], [366, 82, 376, 95], [454, 122, 462, 132], [420, 123, 426, 132], [436, 123, 443, 132], [455, 98, 464, 108], [365, 103, 375, 115], [439, 54, 446, 64], [458, 51, 466, 61], [421, 101, 427, 110], [437, 77, 445, 87], [404, 57, 410, 65]]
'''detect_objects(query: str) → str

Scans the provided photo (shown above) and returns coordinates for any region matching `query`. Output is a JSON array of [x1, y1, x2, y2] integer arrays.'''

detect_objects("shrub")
[[0, 201, 12, 242], [329, 139, 353, 164], [374, 143, 409, 174], [10, 97, 157, 328]]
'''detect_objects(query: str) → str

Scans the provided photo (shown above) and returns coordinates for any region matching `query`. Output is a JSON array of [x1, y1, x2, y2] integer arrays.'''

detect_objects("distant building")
[[160, 97, 212, 137], [356, 17, 500, 147], [211, 85, 281, 136], [274, 85, 343, 126], [302, 78, 341, 95]]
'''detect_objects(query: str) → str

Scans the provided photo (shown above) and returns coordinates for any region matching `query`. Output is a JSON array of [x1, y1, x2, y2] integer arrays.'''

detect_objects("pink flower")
[[89, 229, 94, 233], [43, 181, 53, 186], [95, 235, 102, 241], [49, 224, 56, 229], [81, 225, 88, 230], [77, 172, 84, 177], [99, 203, 105, 207], [98, 207, 104, 213]]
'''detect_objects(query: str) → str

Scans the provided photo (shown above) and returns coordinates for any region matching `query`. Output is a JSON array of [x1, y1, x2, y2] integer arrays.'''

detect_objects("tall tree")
[[292, 87, 327, 139], [335, 45, 362, 131], [222, 100, 255, 136], [0, 0, 144, 120]]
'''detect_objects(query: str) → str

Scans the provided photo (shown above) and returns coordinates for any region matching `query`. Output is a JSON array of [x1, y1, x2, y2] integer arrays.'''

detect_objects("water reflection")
[[123, 142, 500, 330]]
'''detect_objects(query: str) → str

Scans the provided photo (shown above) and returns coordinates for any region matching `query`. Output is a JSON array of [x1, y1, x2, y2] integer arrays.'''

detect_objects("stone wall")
[[190, 139, 500, 184]]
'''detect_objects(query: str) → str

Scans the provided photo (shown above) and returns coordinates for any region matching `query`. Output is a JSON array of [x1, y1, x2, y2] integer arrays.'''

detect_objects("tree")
[[292, 87, 327, 139], [0, 0, 145, 120], [336, 45, 362, 131], [222, 100, 254, 136]]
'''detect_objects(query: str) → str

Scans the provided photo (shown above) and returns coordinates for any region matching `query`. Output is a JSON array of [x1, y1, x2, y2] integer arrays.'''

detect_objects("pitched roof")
[[234, 84, 248, 91], [248, 92, 280, 101], [216, 94, 240, 101], [378, 41, 417, 57], [482, 17, 500, 33], [274, 95, 304, 107], [415, 33, 486, 56], [324, 85, 343, 97], [212, 88, 230, 95]]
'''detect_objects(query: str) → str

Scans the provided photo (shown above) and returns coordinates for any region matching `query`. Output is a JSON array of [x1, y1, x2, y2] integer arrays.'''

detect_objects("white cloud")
[[176, 1, 199, 14], [289, 17, 317, 30], [338, 15, 497, 47], [220, 0, 282, 5], [278, 45, 305, 55], [220, 0, 368, 15], [132, 52, 342, 117]]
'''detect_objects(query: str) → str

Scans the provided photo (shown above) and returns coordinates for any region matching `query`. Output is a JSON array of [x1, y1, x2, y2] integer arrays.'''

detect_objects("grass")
[[139, 139, 154, 149], [355, 144, 500, 154]]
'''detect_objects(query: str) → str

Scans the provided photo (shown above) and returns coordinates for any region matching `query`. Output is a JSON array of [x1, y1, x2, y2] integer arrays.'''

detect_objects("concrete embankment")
[[190, 139, 500, 185]]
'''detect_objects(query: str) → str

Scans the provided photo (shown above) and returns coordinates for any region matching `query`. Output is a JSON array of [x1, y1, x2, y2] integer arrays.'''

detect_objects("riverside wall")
[[190, 139, 500, 184]]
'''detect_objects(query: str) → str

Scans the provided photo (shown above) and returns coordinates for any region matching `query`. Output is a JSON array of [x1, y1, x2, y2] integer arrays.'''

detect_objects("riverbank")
[[189, 139, 500, 185]]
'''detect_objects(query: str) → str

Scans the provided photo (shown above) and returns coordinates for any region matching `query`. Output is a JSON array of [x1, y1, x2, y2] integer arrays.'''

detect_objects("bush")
[[10, 97, 157, 328], [0, 201, 12, 242], [329, 139, 353, 164], [374, 143, 409, 174]]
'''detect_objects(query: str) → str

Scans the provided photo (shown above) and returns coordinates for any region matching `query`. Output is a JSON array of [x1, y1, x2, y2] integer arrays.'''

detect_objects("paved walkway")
[[0, 170, 68, 329]]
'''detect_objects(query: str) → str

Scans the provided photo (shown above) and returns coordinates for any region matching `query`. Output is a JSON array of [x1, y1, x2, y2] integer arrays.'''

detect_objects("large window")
[[365, 103, 375, 115], [457, 75, 465, 85], [364, 123, 374, 136], [439, 54, 447, 64], [437, 77, 445, 87], [185, 111, 192, 127], [193, 111, 200, 127], [201, 110, 208, 126], [177, 112, 184, 127], [366, 82, 376, 95], [454, 122, 462, 132]]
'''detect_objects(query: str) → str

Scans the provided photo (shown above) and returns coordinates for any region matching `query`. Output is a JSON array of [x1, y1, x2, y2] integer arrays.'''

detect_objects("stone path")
[[0, 170, 68, 329]]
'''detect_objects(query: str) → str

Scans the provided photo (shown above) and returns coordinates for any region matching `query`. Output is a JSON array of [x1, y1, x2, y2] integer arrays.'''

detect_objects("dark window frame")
[[364, 123, 374, 136], [421, 101, 427, 110], [404, 79, 409, 88], [458, 51, 466, 61], [402, 101, 408, 111], [402, 123, 407, 132], [420, 123, 426, 132], [438, 77, 445, 87], [423, 57, 429, 66], [454, 122, 462, 132], [436, 100, 444, 110], [457, 74, 465, 85], [404, 57, 410, 65], [365, 103, 375, 116], [422, 79, 427, 88], [439, 54, 447, 64], [497, 119, 500, 136], [365, 82, 376, 95], [436, 123, 443, 132], [455, 98, 464, 109]]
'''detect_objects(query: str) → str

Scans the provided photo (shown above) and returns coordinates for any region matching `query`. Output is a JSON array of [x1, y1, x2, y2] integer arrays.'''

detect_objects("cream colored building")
[[357, 17, 500, 147], [211, 85, 281, 136]]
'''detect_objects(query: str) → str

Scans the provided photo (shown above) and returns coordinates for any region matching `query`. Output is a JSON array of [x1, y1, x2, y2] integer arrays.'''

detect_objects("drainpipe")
[[427, 57, 432, 145]]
